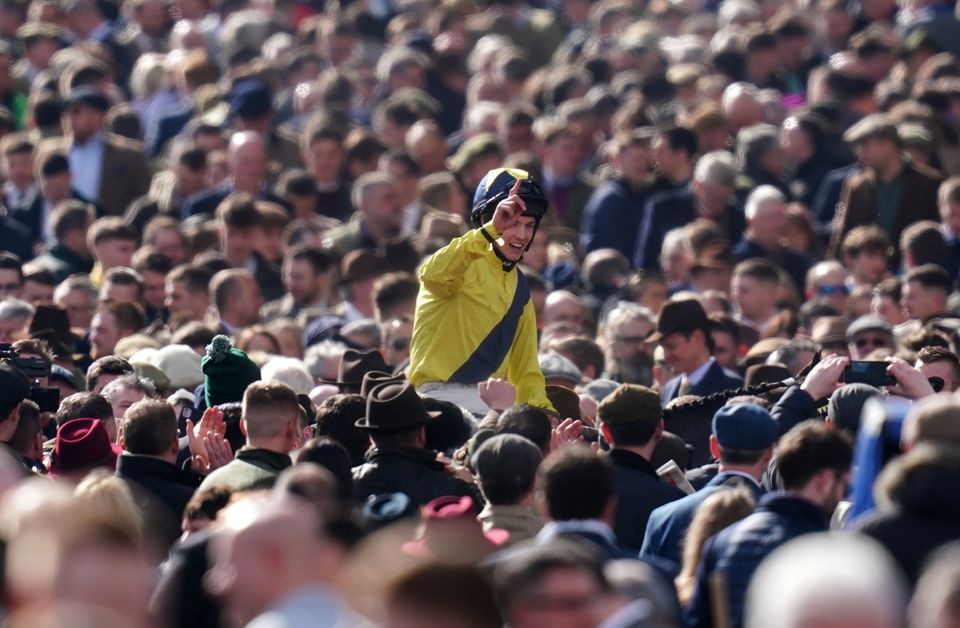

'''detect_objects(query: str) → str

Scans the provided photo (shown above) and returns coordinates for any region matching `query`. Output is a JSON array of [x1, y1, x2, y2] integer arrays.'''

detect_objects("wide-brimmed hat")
[[28, 304, 83, 362], [323, 349, 389, 389], [48, 418, 121, 476], [647, 299, 711, 344], [359, 370, 405, 398], [401, 495, 509, 559], [355, 381, 440, 431]]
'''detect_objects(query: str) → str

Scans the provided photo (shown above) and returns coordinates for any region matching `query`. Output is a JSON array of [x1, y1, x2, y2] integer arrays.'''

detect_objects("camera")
[[0, 343, 61, 413]]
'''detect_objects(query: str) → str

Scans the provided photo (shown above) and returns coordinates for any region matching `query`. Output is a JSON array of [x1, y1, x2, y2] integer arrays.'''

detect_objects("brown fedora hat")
[[355, 381, 440, 431], [647, 299, 711, 344], [322, 349, 389, 388], [360, 370, 406, 398]]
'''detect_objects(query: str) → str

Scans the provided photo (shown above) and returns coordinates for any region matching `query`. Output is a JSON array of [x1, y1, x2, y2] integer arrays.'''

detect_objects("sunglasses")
[[854, 335, 890, 349], [817, 284, 850, 297]]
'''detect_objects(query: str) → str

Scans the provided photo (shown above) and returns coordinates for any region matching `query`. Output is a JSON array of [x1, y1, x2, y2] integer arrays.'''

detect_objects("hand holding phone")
[[843, 361, 895, 387]]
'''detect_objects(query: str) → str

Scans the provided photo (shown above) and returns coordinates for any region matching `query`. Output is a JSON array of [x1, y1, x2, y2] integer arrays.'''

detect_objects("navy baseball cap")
[[229, 79, 272, 120], [712, 403, 779, 450]]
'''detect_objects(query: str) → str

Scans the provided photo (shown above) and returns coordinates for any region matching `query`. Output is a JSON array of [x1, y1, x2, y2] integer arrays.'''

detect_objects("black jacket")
[[606, 448, 685, 552], [116, 453, 203, 554], [352, 446, 475, 508], [856, 445, 960, 584], [149, 530, 225, 628], [116, 453, 202, 520]]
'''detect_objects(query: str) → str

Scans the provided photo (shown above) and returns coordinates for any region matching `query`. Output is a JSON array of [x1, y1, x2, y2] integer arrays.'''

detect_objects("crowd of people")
[[1, 0, 960, 625]]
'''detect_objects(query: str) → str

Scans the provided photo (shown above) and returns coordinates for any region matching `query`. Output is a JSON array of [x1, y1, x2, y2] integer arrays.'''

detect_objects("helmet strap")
[[480, 220, 541, 272]]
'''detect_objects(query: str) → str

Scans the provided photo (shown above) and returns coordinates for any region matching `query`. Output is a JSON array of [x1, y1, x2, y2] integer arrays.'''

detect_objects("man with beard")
[[601, 303, 656, 386]]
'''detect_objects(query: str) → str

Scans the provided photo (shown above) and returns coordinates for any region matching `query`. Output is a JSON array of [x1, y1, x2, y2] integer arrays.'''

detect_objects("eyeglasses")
[[389, 337, 411, 351], [854, 335, 890, 349], [816, 284, 850, 297]]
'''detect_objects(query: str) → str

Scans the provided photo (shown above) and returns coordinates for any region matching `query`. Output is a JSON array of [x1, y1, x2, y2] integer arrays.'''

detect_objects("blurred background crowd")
[[1, 0, 960, 625]]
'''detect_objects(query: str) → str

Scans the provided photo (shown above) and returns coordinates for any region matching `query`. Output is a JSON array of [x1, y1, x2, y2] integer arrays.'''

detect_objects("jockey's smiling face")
[[497, 215, 537, 262]]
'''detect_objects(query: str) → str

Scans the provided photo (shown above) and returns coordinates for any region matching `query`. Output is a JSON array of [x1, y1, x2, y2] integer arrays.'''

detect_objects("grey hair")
[[745, 533, 906, 628], [464, 101, 502, 136], [736, 124, 780, 176], [303, 340, 347, 380], [129, 52, 168, 101], [351, 172, 396, 212], [744, 184, 786, 221], [693, 150, 739, 188], [0, 299, 33, 323], [262, 32, 295, 64], [101, 373, 158, 401], [54, 276, 98, 308], [718, 0, 759, 28], [660, 227, 693, 270], [601, 301, 656, 341], [341, 319, 382, 348], [467, 35, 512, 75], [261, 357, 314, 396], [721, 81, 760, 114], [375, 47, 428, 85], [220, 9, 272, 60]]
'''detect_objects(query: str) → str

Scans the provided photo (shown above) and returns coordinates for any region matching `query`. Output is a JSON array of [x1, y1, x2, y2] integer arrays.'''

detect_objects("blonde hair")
[[74, 469, 143, 548], [675, 487, 756, 605]]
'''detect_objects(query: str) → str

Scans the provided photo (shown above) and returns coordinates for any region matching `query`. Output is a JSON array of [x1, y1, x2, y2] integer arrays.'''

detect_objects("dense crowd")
[[1, 0, 960, 626]]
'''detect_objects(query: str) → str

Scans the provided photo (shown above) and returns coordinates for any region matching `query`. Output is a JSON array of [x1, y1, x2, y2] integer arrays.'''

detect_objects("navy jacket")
[[607, 448, 685, 552], [732, 238, 812, 295], [685, 493, 829, 628], [811, 163, 860, 232], [146, 100, 194, 157], [769, 385, 819, 435], [634, 185, 745, 270], [579, 178, 649, 261], [0, 215, 33, 260], [181, 182, 293, 219], [663, 361, 743, 403], [641, 472, 764, 572]]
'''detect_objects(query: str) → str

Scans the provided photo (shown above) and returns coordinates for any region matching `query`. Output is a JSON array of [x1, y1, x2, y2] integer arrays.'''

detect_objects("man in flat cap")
[[828, 113, 942, 266], [36, 87, 149, 217]]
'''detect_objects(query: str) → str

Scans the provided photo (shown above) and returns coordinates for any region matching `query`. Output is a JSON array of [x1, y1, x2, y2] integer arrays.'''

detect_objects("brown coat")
[[38, 133, 151, 217], [827, 161, 942, 262]]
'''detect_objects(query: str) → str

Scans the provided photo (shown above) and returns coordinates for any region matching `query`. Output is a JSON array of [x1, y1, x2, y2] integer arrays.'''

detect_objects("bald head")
[[208, 495, 326, 624], [406, 120, 447, 174], [229, 131, 266, 193], [544, 291, 585, 328]]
